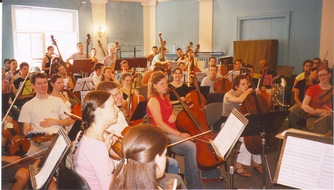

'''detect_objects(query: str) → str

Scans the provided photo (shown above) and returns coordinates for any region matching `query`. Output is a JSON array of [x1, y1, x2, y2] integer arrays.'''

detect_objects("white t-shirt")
[[19, 95, 69, 134]]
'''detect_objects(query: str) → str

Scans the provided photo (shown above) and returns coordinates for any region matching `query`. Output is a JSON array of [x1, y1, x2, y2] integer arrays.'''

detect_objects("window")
[[12, 5, 78, 69]]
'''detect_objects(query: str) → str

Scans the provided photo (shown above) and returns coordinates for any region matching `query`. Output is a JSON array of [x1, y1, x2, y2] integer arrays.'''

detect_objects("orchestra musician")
[[4, 58, 11, 72], [146, 46, 159, 68], [103, 43, 117, 70], [119, 73, 133, 101], [89, 63, 104, 85], [226, 59, 242, 82], [55, 65, 74, 90], [19, 73, 72, 155], [150, 47, 170, 70], [201, 57, 217, 76], [95, 81, 180, 176], [292, 59, 313, 90], [201, 65, 220, 94], [49, 74, 75, 131], [214, 74, 263, 177], [90, 48, 99, 64], [41, 46, 55, 76], [301, 66, 333, 136], [141, 63, 165, 86], [169, 68, 194, 106], [65, 42, 88, 63], [12, 62, 34, 108], [288, 67, 318, 129], [116, 60, 130, 80], [175, 48, 185, 61], [184, 48, 199, 69], [146, 71, 201, 189], [177, 61, 187, 72], [73, 90, 119, 190], [258, 59, 277, 91], [111, 125, 172, 189], [5, 59, 19, 83]]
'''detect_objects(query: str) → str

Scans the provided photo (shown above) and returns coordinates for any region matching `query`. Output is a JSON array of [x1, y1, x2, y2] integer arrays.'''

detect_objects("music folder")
[[29, 127, 71, 190], [274, 132, 333, 189], [20, 80, 34, 96], [210, 109, 248, 160]]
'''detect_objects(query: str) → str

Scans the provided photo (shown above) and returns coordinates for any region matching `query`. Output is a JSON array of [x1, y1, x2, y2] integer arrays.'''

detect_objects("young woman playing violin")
[[146, 71, 201, 189], [73, 90, 119, 190], [111, 125, 169, 189], [216, 74, 263, 177], [301, 66, 333, 136]]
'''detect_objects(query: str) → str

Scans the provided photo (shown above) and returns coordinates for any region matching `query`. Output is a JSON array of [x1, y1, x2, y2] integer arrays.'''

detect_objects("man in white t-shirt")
[[19, 73, 72, 155]]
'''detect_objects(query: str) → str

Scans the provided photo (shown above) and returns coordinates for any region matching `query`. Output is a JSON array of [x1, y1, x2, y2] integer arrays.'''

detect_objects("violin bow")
[[167, 130, 212, 147], [2, 73, 31, 126]]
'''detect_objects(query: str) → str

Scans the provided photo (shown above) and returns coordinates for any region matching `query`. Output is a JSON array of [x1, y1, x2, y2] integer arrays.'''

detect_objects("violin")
[[170, 87, 224, 169], [310, 87, 333, 109], [2, 120, 30, 156]]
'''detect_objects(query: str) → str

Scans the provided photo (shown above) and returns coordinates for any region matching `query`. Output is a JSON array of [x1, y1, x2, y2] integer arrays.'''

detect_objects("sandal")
[[253, 164, 264, 174], [201, 176, 225, 183], [235, 167, 251, 177]]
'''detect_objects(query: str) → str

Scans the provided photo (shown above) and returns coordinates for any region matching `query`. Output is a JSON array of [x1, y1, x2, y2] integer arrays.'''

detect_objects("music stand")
[[130, 101, 147, 121], [241, 111, 290, 189], [29, 127, 71, 190], [73, 78, 94, 92]]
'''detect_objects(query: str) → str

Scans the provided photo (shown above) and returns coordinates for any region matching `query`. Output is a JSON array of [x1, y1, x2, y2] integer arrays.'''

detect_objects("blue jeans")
[[167, 134, 202, 189], [166, 157, 178, 174]]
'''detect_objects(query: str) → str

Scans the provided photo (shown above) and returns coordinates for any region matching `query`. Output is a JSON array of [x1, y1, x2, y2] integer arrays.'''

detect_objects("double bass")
[[170, 87, 224, 169], [157, 32, 170, 73], [97, 40, 107, 57], [51, 35, 72, 77]]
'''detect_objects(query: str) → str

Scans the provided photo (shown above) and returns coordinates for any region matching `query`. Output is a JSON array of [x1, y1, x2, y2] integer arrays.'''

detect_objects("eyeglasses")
[[318, 74, 329, 77]]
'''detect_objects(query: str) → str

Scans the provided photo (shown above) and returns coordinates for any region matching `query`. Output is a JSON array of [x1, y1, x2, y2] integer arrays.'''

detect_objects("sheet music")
[[35, 135, 67, 189], [211, 109, 248, 159], [276, 136, 333, 189]]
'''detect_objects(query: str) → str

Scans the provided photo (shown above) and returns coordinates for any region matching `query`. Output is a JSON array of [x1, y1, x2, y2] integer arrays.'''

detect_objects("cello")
[[170, 87, 224, 169], [214, 59, 231, 94], [240, 71, 279, 155], [126, 77, 145, 125]]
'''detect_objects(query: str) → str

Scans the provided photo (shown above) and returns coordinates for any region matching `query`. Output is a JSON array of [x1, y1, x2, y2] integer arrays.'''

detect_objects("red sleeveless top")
[[147, 94, 177, 130]]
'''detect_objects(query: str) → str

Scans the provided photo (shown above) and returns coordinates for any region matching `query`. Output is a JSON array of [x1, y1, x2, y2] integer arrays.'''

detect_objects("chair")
[[57, 166, 90, 190], [204, 102, 223, 130]]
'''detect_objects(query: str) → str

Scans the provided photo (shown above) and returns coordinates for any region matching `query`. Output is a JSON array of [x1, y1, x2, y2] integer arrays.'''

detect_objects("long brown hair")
[[100, 66, 114, 82], [111, 124, 168, 189], [148, 71, 168, 98], [73, 90, 111, 153]]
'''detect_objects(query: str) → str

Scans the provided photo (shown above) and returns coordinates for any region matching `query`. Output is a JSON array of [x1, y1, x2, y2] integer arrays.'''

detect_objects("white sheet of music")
[[35, 135, 67, 189], [211, 109, 247, 159], [276, 136, 333, 189]]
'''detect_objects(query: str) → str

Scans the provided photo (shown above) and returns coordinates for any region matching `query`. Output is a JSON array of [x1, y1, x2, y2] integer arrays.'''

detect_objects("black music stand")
[[130, 101, 147, 121], [241, 111, 290, 189]]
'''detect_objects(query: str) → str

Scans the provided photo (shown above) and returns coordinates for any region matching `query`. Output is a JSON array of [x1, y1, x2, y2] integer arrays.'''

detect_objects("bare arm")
[[301, 95, 330, 117], [41, 56, 49, 71], [225, 88, 253, 104], [147, 97, 182, 137], [293, 88, 302, 107]]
